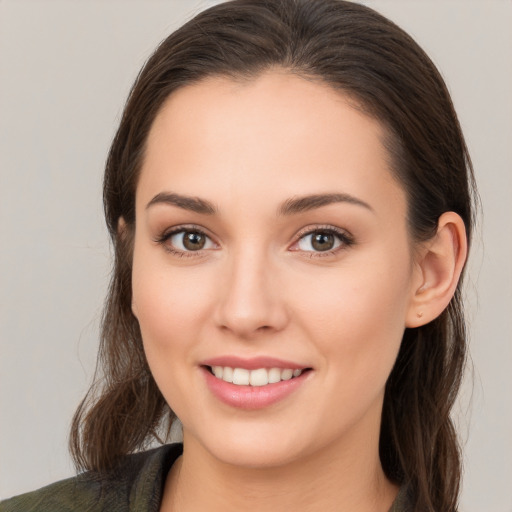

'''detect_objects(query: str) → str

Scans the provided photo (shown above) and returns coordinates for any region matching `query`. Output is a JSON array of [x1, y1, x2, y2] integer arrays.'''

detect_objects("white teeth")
[[281, 369, 293, 381], [222, 366, 234, 383], [211, 366, 305, 386], [249, 368, 268, 387], [232, 368, 250, 385], [268, 367, 281, 384]]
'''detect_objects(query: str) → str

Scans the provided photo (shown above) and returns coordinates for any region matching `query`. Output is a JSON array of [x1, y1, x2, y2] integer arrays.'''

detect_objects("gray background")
[[1, 1, 511, 510]]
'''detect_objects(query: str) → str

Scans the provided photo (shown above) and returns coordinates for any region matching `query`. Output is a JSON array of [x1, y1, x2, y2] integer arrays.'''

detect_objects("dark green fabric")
[[0, 444, 182, 512], [389, 485, 412, 512], [1, 443, 411, 511]]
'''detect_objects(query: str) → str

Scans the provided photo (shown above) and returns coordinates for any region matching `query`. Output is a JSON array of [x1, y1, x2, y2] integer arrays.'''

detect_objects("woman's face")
[[131, 71, 421, 468]]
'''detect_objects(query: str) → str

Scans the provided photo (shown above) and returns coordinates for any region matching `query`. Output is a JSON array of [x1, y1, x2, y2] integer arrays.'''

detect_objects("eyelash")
[[292, 225, 355, 258], [153, 224, 215, 259], [154, 224, 354, 259]]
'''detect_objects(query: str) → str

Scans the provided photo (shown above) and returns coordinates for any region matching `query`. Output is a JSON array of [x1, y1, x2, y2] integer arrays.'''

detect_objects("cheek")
[[131, 247, 216, 416], [290, 254, 412, 385], [287, 273, 409, 440], [131, 246, 214, 360]]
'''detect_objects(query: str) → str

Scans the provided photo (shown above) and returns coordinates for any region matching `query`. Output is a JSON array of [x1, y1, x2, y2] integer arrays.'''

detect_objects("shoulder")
[[0, 473, 102, 512], [0, 443, 183, 512]]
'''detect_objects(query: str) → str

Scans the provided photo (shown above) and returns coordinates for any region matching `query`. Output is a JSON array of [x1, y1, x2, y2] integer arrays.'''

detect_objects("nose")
[[214, 247, 289, 339]]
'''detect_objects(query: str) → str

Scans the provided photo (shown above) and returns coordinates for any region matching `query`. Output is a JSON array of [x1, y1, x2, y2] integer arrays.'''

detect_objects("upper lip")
[[201, 356, 310, 370]]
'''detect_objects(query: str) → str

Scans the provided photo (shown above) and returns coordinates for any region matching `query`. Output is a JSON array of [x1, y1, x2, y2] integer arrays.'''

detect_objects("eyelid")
[[154, 224, 219, 256], [154, 223, 214, 242], [289, 225, 354, 255], [294, 224, 352, 240]]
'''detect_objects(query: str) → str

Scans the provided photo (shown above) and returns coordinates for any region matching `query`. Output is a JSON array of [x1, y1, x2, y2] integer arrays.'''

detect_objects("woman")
[[1, 0, 476, 511]]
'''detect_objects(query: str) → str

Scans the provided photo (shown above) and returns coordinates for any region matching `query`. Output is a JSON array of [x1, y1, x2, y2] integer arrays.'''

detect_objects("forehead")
[[138, 71, 405, 216]]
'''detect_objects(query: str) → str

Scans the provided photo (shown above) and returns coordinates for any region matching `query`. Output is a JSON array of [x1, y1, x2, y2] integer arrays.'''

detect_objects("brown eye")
[[296, 229, 347, 253], [183, 231, 206, 250], [168, 230, 215, 252], [311, 232, 335, 251]]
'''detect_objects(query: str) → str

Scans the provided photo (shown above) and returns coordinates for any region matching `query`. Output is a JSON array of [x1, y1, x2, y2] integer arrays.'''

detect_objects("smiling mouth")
[[205, 365, 312, 386]]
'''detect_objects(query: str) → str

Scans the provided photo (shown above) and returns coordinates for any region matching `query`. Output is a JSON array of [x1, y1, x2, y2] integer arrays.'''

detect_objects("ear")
[[117, 216, 127, 239], [406, 212, 468, 328]]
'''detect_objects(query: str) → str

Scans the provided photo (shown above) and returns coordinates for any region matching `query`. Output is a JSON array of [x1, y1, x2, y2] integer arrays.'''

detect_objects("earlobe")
[[117, 216, 127, 239], [406, 212, 468, 328]]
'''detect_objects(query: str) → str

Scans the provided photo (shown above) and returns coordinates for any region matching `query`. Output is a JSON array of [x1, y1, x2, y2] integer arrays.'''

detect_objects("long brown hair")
[[70, 1, 477, 510]]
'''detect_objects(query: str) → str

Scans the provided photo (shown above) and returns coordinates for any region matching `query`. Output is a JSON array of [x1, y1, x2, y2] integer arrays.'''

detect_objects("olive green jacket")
[[1, 443, 411, 511]]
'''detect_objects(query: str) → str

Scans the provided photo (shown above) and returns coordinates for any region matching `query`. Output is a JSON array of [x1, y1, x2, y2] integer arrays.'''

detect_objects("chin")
[[183, 418, 323, 470], [211, 440, 303, 469]]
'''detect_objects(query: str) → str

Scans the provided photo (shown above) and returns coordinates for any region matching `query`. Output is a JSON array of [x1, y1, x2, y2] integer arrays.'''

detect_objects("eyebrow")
[[277, 193, 374, 216], [146, 192, 217, 214], [145, 191, 373, 216]]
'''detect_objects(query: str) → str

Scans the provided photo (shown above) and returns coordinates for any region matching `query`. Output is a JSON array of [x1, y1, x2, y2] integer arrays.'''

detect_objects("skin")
[[129, 70, 467, 512]]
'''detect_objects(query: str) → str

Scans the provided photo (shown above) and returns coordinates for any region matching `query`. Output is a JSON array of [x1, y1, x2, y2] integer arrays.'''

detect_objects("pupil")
[[183, 232, 205, 250], [312, 232, 334, 251]]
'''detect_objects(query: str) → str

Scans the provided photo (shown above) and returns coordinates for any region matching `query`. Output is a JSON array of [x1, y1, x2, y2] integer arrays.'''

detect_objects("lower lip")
[[202, 367, 310, 410]]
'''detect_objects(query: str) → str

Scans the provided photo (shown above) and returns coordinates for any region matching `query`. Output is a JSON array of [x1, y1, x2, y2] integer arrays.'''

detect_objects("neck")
[[161, 429, 398, 512]]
